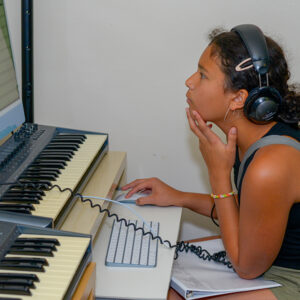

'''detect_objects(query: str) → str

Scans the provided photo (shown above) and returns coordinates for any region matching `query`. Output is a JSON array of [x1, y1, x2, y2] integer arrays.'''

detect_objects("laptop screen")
[[0, 0, 25, 140]]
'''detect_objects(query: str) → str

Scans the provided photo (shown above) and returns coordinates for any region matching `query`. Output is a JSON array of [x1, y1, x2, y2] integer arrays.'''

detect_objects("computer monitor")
[[0, 1, 25, 140]]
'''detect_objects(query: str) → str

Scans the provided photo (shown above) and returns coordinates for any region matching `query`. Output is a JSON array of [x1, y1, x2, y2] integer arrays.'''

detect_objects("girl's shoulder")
[[245, 122, 300, 186], [243, 142, 300, 204]]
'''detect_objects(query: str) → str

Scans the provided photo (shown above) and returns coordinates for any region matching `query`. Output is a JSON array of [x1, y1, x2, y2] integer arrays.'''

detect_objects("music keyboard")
[[0, 123, 108, 228], [0, 221, 92, 299]]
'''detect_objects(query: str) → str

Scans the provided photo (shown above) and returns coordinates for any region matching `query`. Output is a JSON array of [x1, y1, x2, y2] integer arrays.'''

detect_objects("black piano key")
[[0, 258, 48, 268], [56, 134, 86, 140], [37, 154, 72, 161], [23, 170, 59, 178], [8, 185, 47, 194], [19, 174, 57, 181], [1, 195, 41, 201], [1, 258, 48, 267], [40, 149, 75, 156], [26, 166, 61, 175], [18, 179, 52, 188], [0, 284, 31, 296], [34, 159, 67, 166], [4, 192, 42, 200], [8, 247, 53, 257], [26, 167, 62, 172], [51, 138, 84, 144], [0, 204, 34, 210], [30, 162, 65, 169], [45, 145, 79, 151], [0, 273, 39, 282], [47, 142, 80, 149], [0, 198, 40, 204], [0, 279, 35, 288], [0, 208, 32, 215], [16, 238, 60, 246], [5, 189, 45, 196], [0, 297, 22, 300], [49, 138, 82, 143], [0, 261, 44, 272], [12, 242, 57, 252], [23, 168, 60, 174], [41, 147, 77, 153]]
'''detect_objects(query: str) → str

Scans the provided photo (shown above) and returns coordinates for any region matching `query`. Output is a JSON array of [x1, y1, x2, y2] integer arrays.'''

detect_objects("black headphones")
[[231, 24, 282, 124]]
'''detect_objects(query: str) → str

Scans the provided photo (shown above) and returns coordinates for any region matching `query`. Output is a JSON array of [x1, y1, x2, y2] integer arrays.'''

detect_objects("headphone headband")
[[231, 24, 269, 75], [230, 24, 282, 124]]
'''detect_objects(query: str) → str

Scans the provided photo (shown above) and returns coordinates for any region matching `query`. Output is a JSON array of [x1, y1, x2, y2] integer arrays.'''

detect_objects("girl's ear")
[[231, 89, 248, 110]]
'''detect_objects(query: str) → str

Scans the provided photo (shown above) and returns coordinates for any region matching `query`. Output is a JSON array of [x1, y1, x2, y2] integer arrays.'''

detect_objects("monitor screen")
[[0, 0, 25, 140]]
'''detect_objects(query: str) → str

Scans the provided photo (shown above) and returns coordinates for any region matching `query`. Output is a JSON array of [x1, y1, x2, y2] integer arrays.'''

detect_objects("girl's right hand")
[[121, 177, 183, 207]]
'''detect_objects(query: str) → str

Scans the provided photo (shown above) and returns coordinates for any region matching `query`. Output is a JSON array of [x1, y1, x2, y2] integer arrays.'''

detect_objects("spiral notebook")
[[171, 238, 281, 299]]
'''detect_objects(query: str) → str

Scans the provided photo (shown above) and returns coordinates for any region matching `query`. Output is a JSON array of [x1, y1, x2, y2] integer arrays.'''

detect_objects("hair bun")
[[278, 85, 300, 127]]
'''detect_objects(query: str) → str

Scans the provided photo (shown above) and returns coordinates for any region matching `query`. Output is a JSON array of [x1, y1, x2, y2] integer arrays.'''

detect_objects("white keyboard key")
[[106, 220, 121, 264], [140, 225, 150, 266], [114, 221, 128, 263], [148, 222, 159, 267], [123, 220, 136, 264], [131, 220, 143, 265]]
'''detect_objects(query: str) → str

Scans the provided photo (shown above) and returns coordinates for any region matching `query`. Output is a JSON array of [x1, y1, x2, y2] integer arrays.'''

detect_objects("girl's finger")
[[125, 182, 153, 198], [226, 127, 237, 150], [186, 108, 207, 142], [136, 195, 154, 206], [192, 110, 220, 144], [121, 179, 146, 191]]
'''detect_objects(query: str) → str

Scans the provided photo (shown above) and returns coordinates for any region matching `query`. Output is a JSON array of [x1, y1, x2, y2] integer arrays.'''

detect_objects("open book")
[[171, 238, 281, 299]]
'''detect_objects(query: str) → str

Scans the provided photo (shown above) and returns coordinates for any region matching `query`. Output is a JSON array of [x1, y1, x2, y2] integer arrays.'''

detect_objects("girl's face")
[[186, 45, 236, 124]]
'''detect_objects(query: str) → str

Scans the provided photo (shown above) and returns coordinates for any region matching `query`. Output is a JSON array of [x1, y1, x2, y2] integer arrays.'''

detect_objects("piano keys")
[[0, 123, 108, 228], [0, 221, 92, 299]]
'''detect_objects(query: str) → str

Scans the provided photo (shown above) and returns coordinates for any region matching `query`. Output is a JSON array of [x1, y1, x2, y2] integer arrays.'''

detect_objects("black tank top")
[[233, 122, 300, 269]]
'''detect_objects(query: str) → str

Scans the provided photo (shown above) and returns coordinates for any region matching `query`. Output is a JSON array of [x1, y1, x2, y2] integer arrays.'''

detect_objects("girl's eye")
[[200, 72, 206, 79]]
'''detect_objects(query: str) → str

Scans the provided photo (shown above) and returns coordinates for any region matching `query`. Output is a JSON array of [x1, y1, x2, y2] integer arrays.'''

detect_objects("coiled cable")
[[0, 180, 233, 268]]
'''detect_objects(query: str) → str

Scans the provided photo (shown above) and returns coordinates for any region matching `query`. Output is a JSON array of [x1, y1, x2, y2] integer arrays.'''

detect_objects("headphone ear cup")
[[244, 87, 282, 123]]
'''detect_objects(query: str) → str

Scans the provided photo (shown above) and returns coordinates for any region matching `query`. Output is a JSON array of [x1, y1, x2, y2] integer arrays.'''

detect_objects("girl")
[[122, 25, 300, 299]]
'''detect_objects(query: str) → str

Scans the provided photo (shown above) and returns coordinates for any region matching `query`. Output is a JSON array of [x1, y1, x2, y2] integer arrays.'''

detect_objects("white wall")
[[4, 0, 300, 240]]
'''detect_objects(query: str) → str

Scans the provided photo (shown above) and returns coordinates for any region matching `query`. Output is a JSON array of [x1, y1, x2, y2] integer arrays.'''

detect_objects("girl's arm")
[[122, 178, 217, 218], [187, 109, 297, 279]]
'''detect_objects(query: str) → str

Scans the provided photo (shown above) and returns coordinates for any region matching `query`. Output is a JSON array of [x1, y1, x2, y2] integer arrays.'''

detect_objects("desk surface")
[[93, 202, 182, 300], [60, 150, 182, 299]]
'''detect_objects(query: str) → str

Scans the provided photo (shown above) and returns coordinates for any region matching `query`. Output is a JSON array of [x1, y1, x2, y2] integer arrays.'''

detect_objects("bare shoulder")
[[250, 143, 300, 174], [243, 143, 300, 204]]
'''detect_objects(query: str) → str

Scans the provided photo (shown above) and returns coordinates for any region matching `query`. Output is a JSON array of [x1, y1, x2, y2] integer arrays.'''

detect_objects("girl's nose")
[[185, 73, 196, 89]]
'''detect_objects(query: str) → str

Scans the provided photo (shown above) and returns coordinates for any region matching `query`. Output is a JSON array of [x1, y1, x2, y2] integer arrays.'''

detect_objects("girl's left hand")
[[186, 108, 237, 180]]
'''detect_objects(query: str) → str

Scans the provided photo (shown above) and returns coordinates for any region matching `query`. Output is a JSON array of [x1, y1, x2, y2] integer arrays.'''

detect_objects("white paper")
[[171, 238, 281, 299]]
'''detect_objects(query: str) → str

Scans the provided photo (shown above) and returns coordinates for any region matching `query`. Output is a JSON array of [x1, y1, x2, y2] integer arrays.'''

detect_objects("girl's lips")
[[186, 98, 192, 105]]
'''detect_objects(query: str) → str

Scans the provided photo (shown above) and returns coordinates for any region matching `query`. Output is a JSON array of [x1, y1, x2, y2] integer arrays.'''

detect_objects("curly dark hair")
[[208, 28, 300, 128]]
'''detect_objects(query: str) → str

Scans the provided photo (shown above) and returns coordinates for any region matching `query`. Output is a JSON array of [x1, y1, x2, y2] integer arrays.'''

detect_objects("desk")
[[93, 203, 182, 300], [61, 151, 182, 299]]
